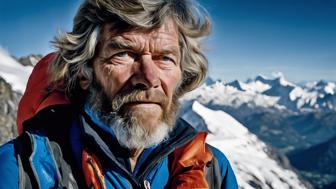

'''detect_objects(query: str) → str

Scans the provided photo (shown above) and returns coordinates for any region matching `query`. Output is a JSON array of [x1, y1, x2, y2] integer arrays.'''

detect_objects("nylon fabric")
[[170, 132, 213, 189]]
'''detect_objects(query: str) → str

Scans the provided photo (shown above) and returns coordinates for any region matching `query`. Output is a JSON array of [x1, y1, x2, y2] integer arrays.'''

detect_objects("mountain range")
[[182, 75, 336, 189]]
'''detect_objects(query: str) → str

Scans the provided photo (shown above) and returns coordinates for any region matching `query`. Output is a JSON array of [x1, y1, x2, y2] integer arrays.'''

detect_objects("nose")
[[131, 55, 160, 89]]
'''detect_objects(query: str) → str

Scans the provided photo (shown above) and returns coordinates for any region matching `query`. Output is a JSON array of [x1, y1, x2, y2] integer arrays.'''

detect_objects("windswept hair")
[[51, 0, 211, 99]]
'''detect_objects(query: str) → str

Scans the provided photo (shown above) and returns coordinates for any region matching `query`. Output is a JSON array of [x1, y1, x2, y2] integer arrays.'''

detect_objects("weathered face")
[[87, 19, 182, 142]]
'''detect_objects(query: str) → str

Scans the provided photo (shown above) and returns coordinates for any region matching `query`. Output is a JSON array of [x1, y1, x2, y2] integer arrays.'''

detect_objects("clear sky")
[[0, 0, 335, 82]]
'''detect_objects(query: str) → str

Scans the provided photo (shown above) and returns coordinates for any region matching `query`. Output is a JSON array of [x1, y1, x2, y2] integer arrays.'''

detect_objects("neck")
[[129, 148, 144, 172]]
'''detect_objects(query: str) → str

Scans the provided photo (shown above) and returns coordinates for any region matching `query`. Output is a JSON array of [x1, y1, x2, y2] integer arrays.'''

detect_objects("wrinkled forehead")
[[99, 18, 179, 44]]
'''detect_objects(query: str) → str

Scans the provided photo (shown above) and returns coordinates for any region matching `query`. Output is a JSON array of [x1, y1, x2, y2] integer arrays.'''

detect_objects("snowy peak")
[[204, 76, 216, 86], [226, 80, 245, 91], [255, 73, 295, 88], [18, 54, 42, 66], [0, 47, 33, 93], [243, 80, 271, 93], [229, 74, 297, 101], [182, 80, 282, 114], [184, 73, 336, 113], [255, 74, 269, 83], [306, 80, 335, 95]]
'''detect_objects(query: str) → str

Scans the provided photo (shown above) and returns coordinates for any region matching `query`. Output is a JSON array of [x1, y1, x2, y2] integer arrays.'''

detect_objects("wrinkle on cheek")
[[102, 65, 115, 76], [99, 64, 134, 98], [101, 66, 116, 94], [160, 69, 182, 97]]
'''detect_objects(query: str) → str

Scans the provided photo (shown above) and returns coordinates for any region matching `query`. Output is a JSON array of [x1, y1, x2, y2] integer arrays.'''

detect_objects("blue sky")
[[0, 0, 335, 82]]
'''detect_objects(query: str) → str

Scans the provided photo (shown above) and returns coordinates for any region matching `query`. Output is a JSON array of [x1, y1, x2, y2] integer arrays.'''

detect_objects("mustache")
[[111, 89, 169, 112]]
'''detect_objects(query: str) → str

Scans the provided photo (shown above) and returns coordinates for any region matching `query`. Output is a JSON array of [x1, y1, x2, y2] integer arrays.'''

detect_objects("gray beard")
[[100, 113, 171, 149], [87, 78, 179, 150]]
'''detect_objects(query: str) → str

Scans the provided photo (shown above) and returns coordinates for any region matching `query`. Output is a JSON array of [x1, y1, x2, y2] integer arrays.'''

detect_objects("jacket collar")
[[80, 112, 198, 181]]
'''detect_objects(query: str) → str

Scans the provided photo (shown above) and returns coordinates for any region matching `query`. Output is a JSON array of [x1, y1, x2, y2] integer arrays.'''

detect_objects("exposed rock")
[[0, 76, 20, 144], [18, 54, 42, 66]]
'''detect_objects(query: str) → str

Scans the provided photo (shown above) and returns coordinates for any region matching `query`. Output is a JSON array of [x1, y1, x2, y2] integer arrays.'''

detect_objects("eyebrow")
[[106, 36, 180, 58], [106, 36, 134, 50], [157, 47, 180, 58]]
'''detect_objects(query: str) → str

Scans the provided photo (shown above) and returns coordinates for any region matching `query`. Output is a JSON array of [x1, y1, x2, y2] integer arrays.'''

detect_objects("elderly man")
[[0, 0, 237, 188]]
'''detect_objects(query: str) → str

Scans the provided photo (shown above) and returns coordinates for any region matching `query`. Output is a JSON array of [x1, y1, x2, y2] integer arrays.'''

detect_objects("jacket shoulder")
[[207, 144, 239, 189], [0, 140, 19, 188]]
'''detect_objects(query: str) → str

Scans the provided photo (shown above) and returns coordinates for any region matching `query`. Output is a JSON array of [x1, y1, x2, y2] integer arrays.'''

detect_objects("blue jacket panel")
[[29, 134, 62, 188], [0, 141, 19, 189]]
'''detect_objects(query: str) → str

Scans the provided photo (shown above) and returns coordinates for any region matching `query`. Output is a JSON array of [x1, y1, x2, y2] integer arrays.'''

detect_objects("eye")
[[160, 55, 176, 65], [114, 51, 130, 57], [162, 56, 174, 62], [110, 51, 136, 65]]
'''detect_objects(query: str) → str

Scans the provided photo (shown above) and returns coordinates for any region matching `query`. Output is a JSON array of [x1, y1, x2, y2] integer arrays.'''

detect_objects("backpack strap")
[[205, 144, 222, 189], [49, 141, 79, 189], [14, 132, 79, 189], [13, 132, 39, 189]]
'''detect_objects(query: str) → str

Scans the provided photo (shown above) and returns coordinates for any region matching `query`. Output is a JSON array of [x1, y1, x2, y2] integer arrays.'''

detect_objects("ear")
[[79, 76, 90, 90]]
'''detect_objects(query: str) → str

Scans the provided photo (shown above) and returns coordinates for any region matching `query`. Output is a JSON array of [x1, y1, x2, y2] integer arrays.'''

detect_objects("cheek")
[[94, 64, 133, 97], [161, 68, 182, 97]]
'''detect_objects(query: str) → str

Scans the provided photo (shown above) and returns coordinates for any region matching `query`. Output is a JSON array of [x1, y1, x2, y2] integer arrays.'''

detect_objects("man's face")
[[86, 19, 182, 148]]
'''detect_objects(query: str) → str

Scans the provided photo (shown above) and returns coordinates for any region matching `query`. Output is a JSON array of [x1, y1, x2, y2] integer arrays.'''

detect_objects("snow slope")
[[182, 101, 308, 189], [0, 47, 33, 93]]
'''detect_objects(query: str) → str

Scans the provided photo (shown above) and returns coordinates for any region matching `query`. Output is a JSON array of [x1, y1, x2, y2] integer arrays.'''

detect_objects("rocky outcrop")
[[17, 54, 42, 66], [0, 76, 20, 144]]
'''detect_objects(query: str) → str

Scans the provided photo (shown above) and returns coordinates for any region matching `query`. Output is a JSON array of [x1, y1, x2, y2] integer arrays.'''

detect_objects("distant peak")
[[226, 79, 245, 91], [255, 75, 269, 82], [271, 72, 285, 79], [268, 72, 295, 87], [18, 54, 42, 66], [204, 76, 216, 85], [316, 80, 328, 87]]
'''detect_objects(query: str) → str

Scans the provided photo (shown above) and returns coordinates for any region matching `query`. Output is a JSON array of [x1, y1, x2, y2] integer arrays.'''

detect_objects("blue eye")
[[110, 51, 136, 65], [115, 51, 130, 57], [162, 56, 175, 64]]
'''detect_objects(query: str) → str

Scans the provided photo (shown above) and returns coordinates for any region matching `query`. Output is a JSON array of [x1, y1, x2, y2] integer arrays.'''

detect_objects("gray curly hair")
[[50, 0, 211, 100]]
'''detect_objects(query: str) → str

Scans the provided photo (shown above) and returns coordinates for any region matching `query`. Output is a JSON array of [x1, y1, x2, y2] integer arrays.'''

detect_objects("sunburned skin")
[[82, 19, 183, 168], [91, 19, 182, 130]]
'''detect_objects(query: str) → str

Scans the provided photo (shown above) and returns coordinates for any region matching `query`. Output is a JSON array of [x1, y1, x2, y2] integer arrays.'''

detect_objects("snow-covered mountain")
[[182, 74, 336, 189], [17, 54, 42, 66], [0, 48, 38, 144], [181, 101, 310, 189], [256, 75, 335, 112], [0, 47, 33, 93], [0, 48, 27, 144], [194, 74, 336, 113]]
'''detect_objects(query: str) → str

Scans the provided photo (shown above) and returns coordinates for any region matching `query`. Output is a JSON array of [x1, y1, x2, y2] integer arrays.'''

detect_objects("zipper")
[[137, 131, 197, 183], [81, 116, 141, 188], [143, 180, 151, 189], [81, 115, 197, 188]]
